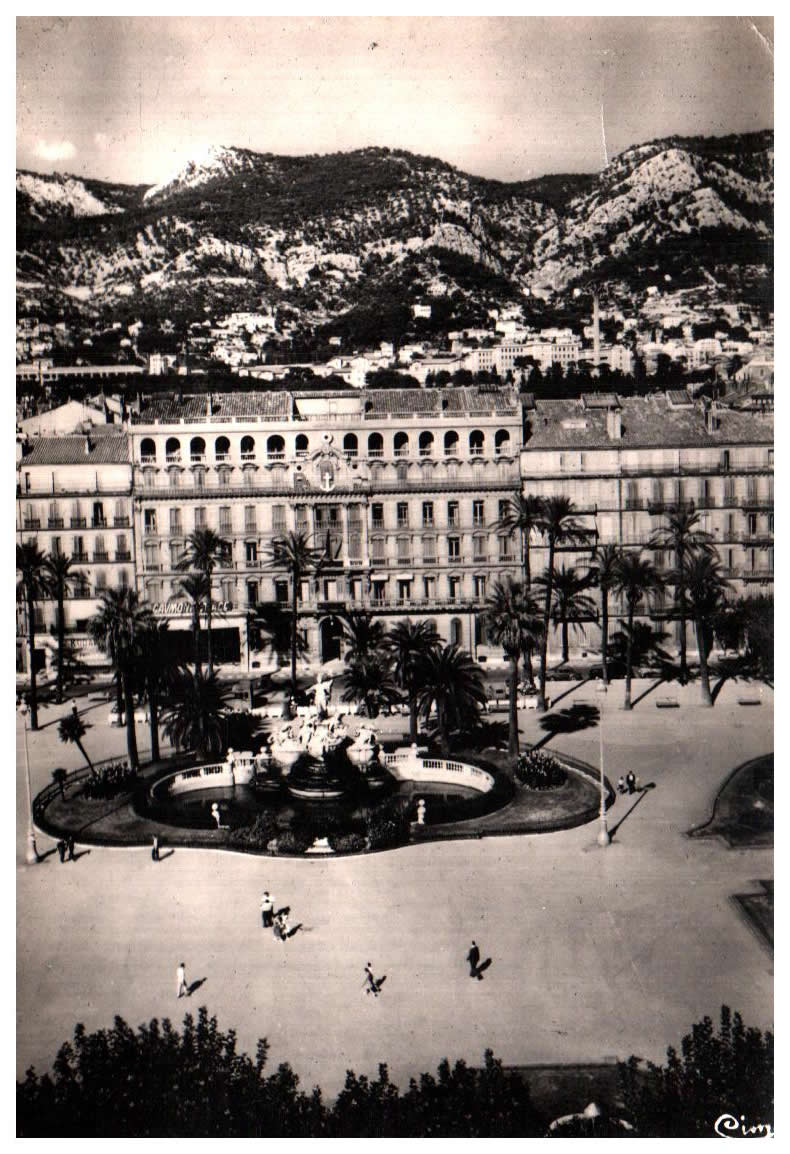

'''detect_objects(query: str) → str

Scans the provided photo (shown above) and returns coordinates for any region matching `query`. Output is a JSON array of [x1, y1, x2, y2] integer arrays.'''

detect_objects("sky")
[[16, 14, 774, 186]]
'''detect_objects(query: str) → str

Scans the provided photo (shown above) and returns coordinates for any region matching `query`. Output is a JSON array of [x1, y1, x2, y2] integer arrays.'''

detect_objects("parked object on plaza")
[[176, 962, 188, 998], [626, 771, 637, 794]]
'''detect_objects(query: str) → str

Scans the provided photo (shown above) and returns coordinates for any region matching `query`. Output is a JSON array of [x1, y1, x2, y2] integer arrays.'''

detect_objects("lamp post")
[[597, 691, 610, 847], [19, 703, 40, 864]]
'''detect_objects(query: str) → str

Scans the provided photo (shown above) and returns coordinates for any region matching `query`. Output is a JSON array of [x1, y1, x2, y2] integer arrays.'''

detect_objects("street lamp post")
[[19, 704, 40, 864], [597, 691, 610, 847]]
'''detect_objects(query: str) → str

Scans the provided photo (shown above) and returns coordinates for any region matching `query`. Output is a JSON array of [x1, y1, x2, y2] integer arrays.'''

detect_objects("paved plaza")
[[17, 678, 773, 1098]]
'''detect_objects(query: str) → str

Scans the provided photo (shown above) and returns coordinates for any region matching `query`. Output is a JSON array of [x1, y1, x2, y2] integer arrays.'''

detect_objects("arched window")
[[295, 433, 309, 458], [141, 437, 156, 463], [393, 431, 409, 458], [266, 435, 284, 460], [190, 436, 205, 462], [368, 432, 384, 458], [343, 432, 358, 457], [444, 430, 459, 456], [469, 429, 484, 456], [494, 429, 511, 455], [165, 437, 181, 463], [419, 431, 434, 457], [241, 435, 256, 461], [215, 435, 230, 461]]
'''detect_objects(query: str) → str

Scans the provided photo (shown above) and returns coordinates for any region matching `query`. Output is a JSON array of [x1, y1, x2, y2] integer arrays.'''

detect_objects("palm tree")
[[415, 645, 486, 754], [172, 573, 210, 674], [265, 530, 326, 688], [160, 667, 232, 760], [685, 552, 731, 706], [482, 579, 542, 758], [535, 498, 592, 710], [136, 619, 171, 762], [385, 618, 442, 743], [589, 544, 621, 687], [16, 542, 48, 730], [57, 712, 93, 772], [250, 601, 307, 670], [494, 493, 544, 589], [177, 529, 229, 677], [536, 565, 598, 665], [88, 589, 153, 768], [650, 508, 714, 684], [611, 551, 663, 710], [338, 654, 401, 719], [340, 609, 387, 664], [43, 553, 87, 703]]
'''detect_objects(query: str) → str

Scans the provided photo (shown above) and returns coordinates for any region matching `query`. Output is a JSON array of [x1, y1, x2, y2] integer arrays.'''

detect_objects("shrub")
[[328, 830, 367, 854], [228, 811, 278, 849], [365, 800, 411, 850], [273, 827, 314, 855], [516, 750, 567, 790]]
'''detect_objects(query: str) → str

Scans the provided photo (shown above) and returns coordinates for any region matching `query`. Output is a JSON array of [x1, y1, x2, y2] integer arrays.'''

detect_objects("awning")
[[393, 572, 414, 581], [369, 572, 389, 582]]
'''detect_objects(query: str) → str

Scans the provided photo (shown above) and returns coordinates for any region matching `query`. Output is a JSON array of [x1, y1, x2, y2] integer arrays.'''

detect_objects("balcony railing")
[[70, 517, 87, 528], [215, 453, 230, 463], [241, 452, 257, 462], [92, 518, 107, 528], [113, 516, 130, 527], [141, 455, 156, 465], [165, 454, 181, 464], [93, 551, 109, 562], [647, 500, 696, 515], [265, 452, 284, 462], [23, 518, 41, 529], [48, 517, 64, 528], [115, 551, 132, 561], [71, 552, 89, 563]]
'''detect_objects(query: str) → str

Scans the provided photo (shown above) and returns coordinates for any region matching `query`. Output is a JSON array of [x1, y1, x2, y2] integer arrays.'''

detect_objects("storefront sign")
[[151, 600, 234, 616]]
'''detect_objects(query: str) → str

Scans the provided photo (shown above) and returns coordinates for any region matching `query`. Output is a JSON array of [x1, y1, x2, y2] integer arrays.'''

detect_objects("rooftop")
[[132, 391, 292, 424], [18, 434, 131, 466], [525, 394, 773, 450]]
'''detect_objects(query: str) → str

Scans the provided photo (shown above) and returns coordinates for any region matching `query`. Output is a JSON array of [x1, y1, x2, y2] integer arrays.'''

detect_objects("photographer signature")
[[714, 1114, 774, 1138]]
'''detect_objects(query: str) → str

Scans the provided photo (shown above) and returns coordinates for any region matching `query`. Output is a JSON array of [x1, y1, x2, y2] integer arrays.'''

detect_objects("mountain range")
[[16, 132, 773, 342]]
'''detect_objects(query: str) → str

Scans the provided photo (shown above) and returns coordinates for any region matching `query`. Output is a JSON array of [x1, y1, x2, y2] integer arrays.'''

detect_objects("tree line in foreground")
[[17, 1005, 772, 1137]]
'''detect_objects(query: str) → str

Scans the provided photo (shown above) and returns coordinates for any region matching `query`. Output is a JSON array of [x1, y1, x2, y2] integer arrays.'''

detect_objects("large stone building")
[[16, 429, 135, 673], [16, 386, 773, 675], [520, 391, 773, 644], [127, 386, 523, 665]]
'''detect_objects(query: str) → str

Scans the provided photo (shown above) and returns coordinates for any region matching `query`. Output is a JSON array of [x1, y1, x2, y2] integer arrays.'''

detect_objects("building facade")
[[127, 387, 523, 665], [520, 391, 774, 643], [16, 431, 135, 673], [16, 386, 773, 674]]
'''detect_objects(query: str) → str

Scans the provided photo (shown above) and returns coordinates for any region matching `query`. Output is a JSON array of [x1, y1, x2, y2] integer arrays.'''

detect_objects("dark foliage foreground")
[[17, 1005, 772, 1137]]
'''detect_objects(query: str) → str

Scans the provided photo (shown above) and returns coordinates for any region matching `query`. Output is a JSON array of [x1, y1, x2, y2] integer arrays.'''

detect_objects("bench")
[[655, 698, 679, 708], [737, 697, 762, 706]]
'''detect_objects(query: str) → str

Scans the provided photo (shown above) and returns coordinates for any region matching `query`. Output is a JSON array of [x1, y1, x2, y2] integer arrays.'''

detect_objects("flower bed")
[[516, 750, 568, 791]]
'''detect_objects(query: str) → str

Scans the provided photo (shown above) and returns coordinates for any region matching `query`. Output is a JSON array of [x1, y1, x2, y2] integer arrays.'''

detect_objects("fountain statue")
[[347, 722, 378, 768], [268, 719, 303, 769], [307, 674, 333, 719]]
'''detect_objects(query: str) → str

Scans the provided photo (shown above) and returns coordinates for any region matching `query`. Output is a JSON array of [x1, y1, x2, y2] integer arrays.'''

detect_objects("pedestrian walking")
[[625, 771, 636, 795], [617, 776, 627, 794], [363, 962, 386, 997], [66, 835, 75, 861], [177, 961, 189, 998], [466, 940, 480, 977], [273, 912, 289, 942], [260, 891, 274, 928], [56, 839, 67, 863], [151, 835, 160, 862]]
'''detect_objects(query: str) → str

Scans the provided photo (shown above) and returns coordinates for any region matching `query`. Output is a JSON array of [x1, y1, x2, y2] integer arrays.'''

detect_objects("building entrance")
[[319, 616, 344, 663]]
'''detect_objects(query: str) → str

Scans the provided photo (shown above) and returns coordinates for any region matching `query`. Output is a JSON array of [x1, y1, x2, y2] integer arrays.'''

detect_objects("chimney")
[[606, 408, 622, 440], [84, 434, 92, 455], [705, 402, 721, 433], [207, 392, 213, 418]]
